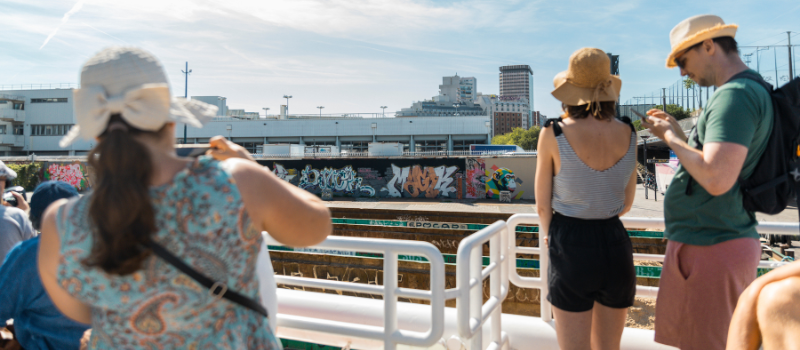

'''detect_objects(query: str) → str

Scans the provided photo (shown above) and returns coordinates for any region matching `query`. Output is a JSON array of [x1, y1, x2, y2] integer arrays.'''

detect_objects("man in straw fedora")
[[641, 15, 773, 350]]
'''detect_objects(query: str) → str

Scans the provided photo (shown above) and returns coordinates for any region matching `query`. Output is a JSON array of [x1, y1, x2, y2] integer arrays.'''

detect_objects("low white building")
[[0, 88, 492, 155]]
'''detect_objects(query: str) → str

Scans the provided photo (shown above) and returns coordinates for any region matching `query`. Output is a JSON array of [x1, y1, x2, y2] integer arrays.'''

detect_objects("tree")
[[653, 104, 691, 120], [491, 126, 541, 150], [631, 119, 645, 131]]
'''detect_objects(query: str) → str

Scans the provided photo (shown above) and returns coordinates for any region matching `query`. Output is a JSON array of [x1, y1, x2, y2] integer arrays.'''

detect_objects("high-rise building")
[[499, 65, 533, 127], [459, 77, 476, 101], [396, 74, 484, 117]]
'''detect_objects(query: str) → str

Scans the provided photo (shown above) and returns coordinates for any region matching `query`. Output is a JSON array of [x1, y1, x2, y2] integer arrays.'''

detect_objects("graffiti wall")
[[259, 159, 465, 199], [465, 157, 536, 200], [43, 162, 92, 191], [19, 156, 537, 199]]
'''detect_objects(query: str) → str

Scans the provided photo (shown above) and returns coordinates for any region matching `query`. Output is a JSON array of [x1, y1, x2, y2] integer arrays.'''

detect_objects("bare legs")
[[553, 302, 628, 350]]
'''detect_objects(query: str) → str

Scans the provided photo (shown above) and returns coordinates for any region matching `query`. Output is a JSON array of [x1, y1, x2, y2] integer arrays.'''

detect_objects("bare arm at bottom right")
[[727, 261, 800, 350]]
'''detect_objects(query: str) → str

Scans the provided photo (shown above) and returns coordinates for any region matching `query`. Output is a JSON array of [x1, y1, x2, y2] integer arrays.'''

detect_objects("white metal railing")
[[263, 234, 445, 350], [454, 221, 510, 350], [0, 83, 78, 90], [506, 214, 798, 321]]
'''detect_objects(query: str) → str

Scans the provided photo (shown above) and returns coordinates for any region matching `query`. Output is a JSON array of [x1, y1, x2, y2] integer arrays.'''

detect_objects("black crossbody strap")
[[144, 241, 269, 319]]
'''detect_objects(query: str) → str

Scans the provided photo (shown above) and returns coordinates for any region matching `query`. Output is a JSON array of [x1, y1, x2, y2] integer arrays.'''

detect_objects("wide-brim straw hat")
[[551, 48, 622, 108], [666, 15, 737, 68], [60, 47, 218, 147]]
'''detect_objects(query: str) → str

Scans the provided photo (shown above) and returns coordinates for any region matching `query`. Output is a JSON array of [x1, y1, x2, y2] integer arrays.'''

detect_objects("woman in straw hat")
[[535, 48, 638, 350], [37, 47, 332, 349]]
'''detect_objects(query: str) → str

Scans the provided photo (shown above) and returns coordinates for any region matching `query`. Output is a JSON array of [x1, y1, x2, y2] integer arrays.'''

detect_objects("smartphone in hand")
[[175, 144, 211, 157]]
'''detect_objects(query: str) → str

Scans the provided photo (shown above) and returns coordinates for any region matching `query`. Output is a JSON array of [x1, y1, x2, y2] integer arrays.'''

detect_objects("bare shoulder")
[[610, 118, 635, 133], [41, 198, 70, 234]]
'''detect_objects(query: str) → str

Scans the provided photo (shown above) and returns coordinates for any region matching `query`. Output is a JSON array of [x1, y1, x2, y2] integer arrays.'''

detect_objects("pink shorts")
[[654, 238, 761, 350]]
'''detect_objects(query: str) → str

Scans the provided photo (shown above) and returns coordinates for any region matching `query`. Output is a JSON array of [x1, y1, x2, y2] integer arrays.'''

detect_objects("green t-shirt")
[[663, 70, 773, 246]]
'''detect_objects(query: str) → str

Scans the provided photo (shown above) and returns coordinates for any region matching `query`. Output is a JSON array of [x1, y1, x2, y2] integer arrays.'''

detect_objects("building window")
[[0, 125, 6, 134], [234, 142, 259, 153], [31, 124, 73, 136], [30, 98, 68, 103], [13, 126, 23, 135]]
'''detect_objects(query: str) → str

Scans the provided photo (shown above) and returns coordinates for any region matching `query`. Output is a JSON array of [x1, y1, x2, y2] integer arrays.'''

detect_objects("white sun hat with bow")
[[59, 47, 218, 147]]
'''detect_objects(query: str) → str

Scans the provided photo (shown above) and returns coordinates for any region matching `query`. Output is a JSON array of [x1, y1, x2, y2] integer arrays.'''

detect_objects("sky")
[[1, 0, 799, 119]]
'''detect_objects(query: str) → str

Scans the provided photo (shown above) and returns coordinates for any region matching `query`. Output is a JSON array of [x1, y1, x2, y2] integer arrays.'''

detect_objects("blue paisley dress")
[[56, 156, 282, 349]]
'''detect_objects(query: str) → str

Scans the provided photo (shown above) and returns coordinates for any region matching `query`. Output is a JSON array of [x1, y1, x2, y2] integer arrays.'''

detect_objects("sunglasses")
[[675, 42, 703, 69]]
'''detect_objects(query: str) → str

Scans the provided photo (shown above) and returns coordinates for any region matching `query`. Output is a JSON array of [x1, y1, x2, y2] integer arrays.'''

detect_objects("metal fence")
[[263, 234, 445, 350], [268, 216, 795, 349]]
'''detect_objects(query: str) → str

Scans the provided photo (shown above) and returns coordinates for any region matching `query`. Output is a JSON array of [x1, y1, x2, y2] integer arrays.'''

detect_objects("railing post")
[[470, 245, 482, 350], [383, 251, 398, 350]]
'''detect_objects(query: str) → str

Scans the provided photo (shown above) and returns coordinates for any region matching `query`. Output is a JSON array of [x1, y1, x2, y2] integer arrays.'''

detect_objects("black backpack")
[[687, 72, 800, 215]]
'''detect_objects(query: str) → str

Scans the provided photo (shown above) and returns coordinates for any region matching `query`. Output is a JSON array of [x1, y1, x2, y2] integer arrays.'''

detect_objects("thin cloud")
[[39, 0, 85, 50]]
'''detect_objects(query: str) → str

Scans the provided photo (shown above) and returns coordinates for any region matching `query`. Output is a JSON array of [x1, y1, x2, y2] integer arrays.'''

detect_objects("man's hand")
[[207, 136, 255, 162], [11, 192, 28, 212], [647, 109, 688, 142], [2, 192, 28, 212], [641, 113, 678, 142]]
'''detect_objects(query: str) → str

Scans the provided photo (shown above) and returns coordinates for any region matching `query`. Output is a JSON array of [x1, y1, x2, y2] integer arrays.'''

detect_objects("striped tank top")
[[551, 120, 636, 219]]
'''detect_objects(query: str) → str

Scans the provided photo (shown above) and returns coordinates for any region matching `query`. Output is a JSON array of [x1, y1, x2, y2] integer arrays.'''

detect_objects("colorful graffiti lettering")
[[45, 162, 90, 190], [465, 158, 486, 199], [485, 166, 522, 199], [381, 164, 458, 198], [298, 165, 376, 196], [271, 163, 296, 182]]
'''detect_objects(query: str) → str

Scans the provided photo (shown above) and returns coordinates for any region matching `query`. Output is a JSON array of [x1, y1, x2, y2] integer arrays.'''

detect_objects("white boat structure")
[[262, 214, 796, 350]]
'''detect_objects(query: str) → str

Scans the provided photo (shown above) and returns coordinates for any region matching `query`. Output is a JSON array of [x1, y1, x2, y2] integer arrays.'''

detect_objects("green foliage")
[[683, 78, 697, 89], [653, 104, 692, 120], [491, 126, 541, 150], [632, 119, 645, 131], [6, 162, 42, 191]]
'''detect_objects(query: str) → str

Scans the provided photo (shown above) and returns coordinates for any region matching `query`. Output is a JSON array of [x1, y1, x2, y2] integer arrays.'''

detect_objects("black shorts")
[[546, 212, 636, 312]]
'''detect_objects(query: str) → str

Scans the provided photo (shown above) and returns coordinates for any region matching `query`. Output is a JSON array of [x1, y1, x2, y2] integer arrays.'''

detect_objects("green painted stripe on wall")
[[331, 218, 665, 238]]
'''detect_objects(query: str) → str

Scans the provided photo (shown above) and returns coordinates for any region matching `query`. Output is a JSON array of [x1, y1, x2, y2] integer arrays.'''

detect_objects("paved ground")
[[326, 186, 799, 223]]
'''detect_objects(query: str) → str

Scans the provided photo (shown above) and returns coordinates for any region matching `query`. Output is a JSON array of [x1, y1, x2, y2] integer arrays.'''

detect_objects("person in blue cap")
[[0, 181, 89, 349]]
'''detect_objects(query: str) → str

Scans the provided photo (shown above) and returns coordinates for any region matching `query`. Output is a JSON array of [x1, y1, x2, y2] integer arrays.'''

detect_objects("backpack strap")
[[727, 71, 775, 93], [144, 240, 269, 319], [544, 117, 564, 136], [684, 72, 769, 196]]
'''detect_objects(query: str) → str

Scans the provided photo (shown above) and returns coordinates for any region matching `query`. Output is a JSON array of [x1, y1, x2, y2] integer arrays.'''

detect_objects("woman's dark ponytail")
[[82, 115, 157, 275]]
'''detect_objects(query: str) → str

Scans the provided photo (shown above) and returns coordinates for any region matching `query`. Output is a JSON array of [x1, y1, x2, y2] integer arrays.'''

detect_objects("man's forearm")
[[664, 130, 710, 183]]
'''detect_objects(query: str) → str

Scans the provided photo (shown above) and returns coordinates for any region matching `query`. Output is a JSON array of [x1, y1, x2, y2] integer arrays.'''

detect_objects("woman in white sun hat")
[[37, 47, 332, 349]]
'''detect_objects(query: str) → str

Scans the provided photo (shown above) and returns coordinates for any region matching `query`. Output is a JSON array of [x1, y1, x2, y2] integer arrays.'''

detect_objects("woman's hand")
[[207, 136, 255, 162]]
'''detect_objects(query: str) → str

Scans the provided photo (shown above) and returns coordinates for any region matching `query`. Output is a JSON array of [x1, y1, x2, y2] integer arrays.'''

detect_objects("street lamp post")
[[262, 107, 270, 118], [181, 62, 192, 144], [380, 106, 387, 117], [641, 135, 650, 200], [317, 106, 324, 117], [453, 103, 460, 116], [283, 95, 292, 115]]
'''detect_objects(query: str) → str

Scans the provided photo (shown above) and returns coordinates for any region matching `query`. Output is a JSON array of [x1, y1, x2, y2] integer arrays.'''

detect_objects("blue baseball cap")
[[29, 181, 80, 229]]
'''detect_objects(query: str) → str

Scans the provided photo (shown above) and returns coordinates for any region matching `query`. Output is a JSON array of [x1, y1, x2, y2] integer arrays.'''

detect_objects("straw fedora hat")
[[666, 15, 737, 68], [551, 48, 621, 112]]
